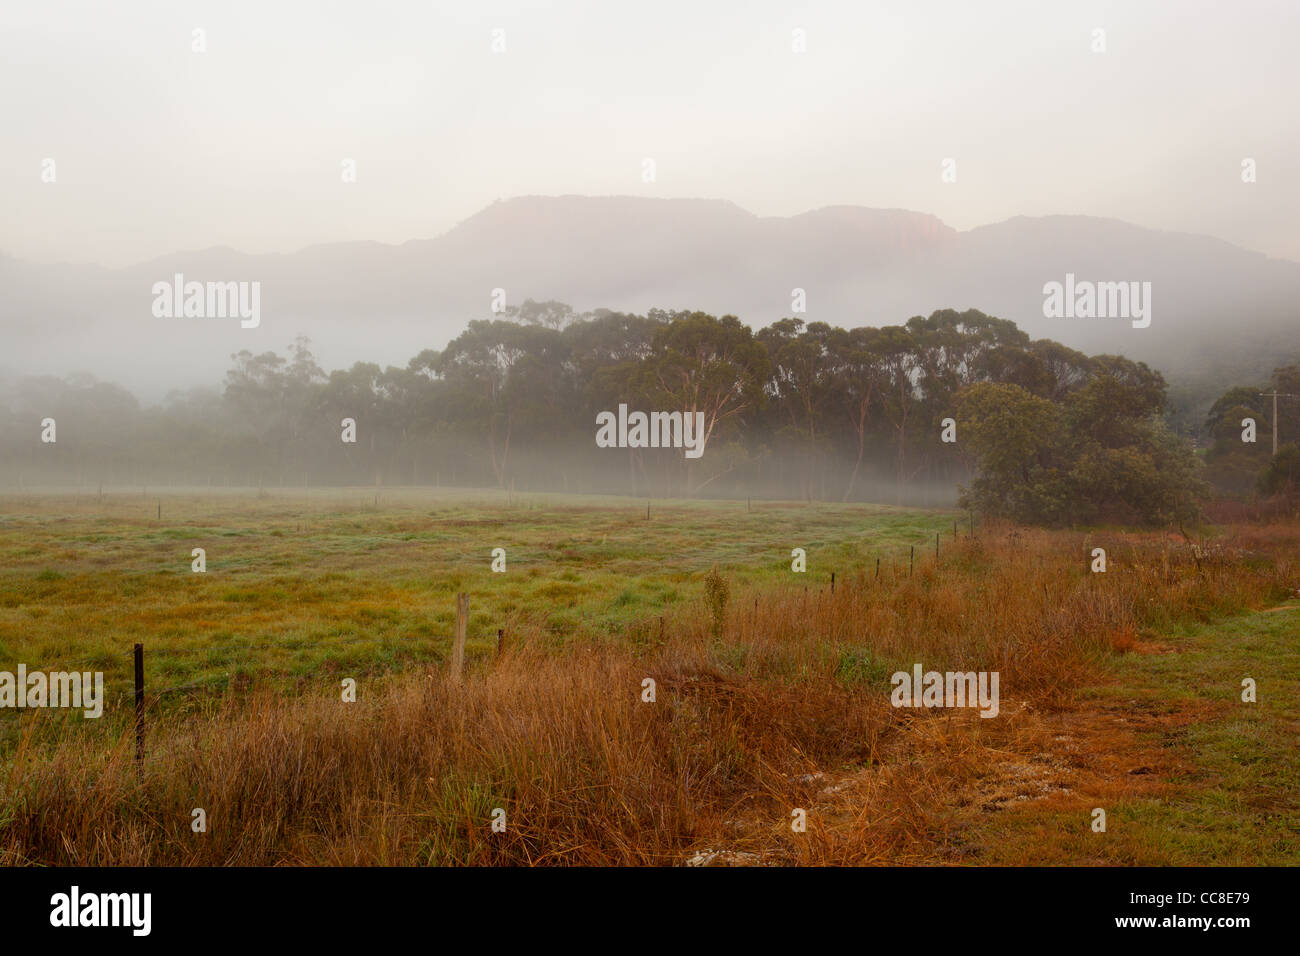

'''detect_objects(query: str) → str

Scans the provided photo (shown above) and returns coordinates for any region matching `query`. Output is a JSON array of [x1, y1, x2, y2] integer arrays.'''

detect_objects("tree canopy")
[[0, 300, 1212, 524]]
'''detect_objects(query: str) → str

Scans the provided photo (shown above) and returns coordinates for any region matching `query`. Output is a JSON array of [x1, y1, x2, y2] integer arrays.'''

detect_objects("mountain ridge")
[[2, 196, 1297, 410], [8, 197, 1296, 271]]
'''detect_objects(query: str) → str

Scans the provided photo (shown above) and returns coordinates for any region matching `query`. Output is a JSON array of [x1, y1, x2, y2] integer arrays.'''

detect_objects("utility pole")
[[1259, 391, 1300, 456]]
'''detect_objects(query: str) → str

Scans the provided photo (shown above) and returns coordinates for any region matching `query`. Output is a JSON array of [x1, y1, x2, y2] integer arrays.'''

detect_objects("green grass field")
[[955, 603, 1300, 864], [1085, 605, 1299, 863], [2, 489, 1296, 865], [0, 488, 957, 706]]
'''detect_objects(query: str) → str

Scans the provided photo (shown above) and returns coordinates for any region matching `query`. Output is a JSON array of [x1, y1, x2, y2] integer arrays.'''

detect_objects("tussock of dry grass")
[[1, 522, 1292, 865]]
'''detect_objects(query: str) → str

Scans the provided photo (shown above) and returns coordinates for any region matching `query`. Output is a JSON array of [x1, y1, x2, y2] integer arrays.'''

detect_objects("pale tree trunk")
[[488, 414, 512, 489]]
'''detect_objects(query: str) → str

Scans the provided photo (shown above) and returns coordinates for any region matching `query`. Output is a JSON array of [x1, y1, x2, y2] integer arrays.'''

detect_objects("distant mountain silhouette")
[[3, 195, 1297, 404]]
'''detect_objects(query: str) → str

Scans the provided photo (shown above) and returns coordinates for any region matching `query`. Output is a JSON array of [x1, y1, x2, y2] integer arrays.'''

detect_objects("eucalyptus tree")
[[637, 312, 770, 495]]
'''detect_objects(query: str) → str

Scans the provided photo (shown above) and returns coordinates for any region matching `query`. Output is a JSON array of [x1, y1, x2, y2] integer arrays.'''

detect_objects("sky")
[[3, 0, 1298, 267]]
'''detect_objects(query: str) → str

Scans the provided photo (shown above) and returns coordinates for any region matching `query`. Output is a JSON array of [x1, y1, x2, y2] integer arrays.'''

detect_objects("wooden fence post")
[[910, 546, 914, 576], [830, 572, 835, 594], [935, 532, 939, 560], [496, 627, 505, 660], [133, 643, 145, 771], [451, 593, 468, 681]]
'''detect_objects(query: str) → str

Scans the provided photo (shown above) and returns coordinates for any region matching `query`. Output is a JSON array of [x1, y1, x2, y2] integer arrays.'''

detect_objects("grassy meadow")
[[0, 488, 956, 701], [0, 488, 1296, 865]]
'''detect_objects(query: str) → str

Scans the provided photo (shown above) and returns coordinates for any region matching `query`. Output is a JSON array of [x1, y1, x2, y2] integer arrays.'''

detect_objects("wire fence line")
[[16, 637, 371, 670], [3, 595, 480, 770], [152, 674, 230, 698], [0, 652, 108, 672], [6, 631, 446, 714]]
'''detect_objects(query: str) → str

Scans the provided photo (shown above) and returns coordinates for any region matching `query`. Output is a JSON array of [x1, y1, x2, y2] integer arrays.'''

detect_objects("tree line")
[[1200, 364, 1300, 501], [3, 300, 1258, 524]]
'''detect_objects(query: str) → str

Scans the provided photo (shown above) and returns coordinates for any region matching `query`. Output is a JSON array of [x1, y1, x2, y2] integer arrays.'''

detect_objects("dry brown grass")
[[1, 521, 1293, 866]]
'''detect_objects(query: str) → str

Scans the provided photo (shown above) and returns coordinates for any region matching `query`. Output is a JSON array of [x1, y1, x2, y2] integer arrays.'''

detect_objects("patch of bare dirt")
[[678, 660, 1220, 865]]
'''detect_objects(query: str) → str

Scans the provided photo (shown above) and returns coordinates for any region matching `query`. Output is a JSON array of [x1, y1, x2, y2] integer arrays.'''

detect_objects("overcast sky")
[[3, 0, 1297, 267]]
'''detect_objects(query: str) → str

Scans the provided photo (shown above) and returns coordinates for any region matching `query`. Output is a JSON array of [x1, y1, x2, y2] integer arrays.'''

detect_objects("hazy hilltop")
[[2, 195, 1297, 411]]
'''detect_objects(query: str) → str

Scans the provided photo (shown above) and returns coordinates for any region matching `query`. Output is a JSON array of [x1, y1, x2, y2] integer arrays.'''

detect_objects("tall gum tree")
[[638, 312, 770, 495]]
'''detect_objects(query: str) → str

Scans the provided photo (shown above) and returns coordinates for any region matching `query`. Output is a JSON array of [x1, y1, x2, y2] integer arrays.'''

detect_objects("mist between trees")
[[2, 302, 1294, 524]]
